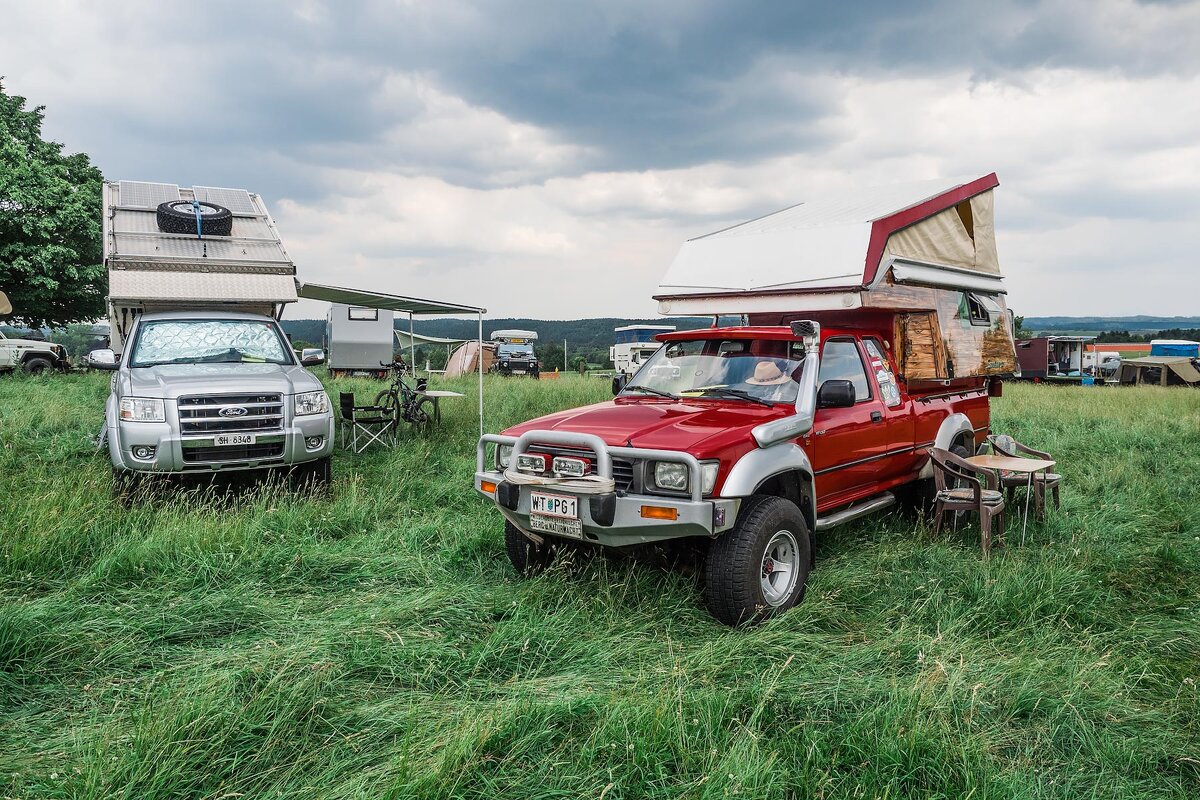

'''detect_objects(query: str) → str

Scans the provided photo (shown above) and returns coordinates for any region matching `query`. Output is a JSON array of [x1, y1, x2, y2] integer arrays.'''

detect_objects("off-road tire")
[[292, 457, 332, 493], [21, 357, 54, 374], [112, 468, 141, 507], [703, 495, 812, 627], [156, 200, 234, 236], [505, 520, 556, 576]]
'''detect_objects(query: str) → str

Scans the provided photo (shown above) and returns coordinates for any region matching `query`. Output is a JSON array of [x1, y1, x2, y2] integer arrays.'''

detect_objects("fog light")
[[305, 436, 324, 450], [132, 445, 156, 460]]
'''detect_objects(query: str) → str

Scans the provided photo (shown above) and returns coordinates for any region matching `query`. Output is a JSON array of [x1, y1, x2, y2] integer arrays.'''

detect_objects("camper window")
[[348, 307, 378, 321], [961, 293, 992, 327]]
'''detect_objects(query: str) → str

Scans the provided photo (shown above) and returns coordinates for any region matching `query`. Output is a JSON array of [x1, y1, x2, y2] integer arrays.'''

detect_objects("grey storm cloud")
[[3, 0, 1199, 317], [14, 0, 1199, 191]]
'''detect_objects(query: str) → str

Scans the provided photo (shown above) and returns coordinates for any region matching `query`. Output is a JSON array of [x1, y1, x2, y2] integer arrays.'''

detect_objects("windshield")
[[130, 320, 293, 368], [497, 344, 534, 357], [625, 338, 806, 404]]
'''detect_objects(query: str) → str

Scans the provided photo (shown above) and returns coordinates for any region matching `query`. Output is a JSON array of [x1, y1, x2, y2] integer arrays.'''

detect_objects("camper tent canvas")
[[654, 174, 1016, 381]]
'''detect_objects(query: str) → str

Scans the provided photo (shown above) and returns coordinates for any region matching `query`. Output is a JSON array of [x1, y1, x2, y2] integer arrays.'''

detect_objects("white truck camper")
[[93, 180, 334, 496]]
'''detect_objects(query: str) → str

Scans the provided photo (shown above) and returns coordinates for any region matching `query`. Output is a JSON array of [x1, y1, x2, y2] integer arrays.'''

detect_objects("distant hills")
[[1020, 316, 1200, 335]]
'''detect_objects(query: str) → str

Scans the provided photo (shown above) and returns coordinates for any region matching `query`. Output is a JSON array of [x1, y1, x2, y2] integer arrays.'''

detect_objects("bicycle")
[[374, 361, 435, 430]]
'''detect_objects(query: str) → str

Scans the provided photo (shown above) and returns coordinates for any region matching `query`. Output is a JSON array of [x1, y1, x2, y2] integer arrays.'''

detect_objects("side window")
[[819, 339, 871, 402], [863, 338, 902, 407]]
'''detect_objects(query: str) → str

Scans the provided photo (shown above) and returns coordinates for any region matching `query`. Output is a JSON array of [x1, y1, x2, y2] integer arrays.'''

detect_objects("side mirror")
[[301, 348, 326, 366], [817, 379, 855, 408], [86, 349, 119, 370], [612, 374, 629, 395]]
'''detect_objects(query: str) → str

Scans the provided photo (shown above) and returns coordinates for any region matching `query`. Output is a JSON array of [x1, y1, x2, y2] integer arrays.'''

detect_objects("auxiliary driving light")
[[132, 445, 156, 460], [305, 436, 324, 450], [551, 456, 587, 478], [515, 453, 547, 473]]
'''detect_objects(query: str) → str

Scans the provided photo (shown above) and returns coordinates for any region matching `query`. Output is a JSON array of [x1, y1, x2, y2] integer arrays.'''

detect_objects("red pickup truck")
[[476, 318, 999, 625], [475, 175, 1016, 625]]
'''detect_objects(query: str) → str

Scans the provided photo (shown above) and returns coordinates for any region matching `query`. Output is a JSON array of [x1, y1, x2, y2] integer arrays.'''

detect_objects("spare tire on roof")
[[156, 200, 234, 236]]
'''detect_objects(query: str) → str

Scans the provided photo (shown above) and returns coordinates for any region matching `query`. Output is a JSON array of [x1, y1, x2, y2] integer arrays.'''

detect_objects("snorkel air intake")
[[751, 320, 822, 447]]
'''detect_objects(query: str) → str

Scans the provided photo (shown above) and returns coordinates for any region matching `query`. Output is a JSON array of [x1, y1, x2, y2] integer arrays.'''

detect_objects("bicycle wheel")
[[373, 389, 398, 415], [406, 397, 435, 430]]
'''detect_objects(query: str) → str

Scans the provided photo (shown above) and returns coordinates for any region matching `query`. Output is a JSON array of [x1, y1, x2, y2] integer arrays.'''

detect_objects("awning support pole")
[[409, 312, 415, 375], [477, 312, 484, 436]]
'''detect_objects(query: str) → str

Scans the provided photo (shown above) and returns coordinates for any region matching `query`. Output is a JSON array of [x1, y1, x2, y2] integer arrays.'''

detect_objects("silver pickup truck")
[[90, 310, 334, 492]]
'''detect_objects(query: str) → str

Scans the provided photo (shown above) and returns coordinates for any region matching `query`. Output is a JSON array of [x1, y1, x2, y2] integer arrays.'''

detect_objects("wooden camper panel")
[[895, 312, 947, 380], [872, 282, 1017, 379]]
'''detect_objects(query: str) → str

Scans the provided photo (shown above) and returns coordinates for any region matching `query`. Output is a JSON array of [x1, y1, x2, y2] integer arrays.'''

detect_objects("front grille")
[[178, 393, 284, 434], [530, 444, 636, 492], [181, 442, 285, 463]]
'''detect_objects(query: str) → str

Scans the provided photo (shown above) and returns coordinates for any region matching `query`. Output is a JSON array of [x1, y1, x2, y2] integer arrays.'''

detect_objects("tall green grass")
[[0, 373, 1197, 799]]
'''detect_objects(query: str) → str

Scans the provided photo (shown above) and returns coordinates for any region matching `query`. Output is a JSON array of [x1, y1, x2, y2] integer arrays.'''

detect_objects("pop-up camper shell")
[[654, 174, 1017, 383], [103, 181, 297, 353]]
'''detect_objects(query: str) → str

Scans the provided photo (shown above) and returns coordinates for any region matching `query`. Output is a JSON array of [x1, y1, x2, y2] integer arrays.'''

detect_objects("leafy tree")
[[0, 80, 105, 328]]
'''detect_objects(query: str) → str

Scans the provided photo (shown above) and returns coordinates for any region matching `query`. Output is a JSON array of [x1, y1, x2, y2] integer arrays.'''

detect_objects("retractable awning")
[[295, 281, 487, 434], [296, 282, 485, 316]]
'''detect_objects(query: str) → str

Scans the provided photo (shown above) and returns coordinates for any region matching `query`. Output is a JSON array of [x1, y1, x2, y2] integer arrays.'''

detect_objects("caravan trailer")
[[325, 303, 395, 378], [475, 174, 1018, 626], [610, 324, 676, 377], [1015, 336, 1100, 383]]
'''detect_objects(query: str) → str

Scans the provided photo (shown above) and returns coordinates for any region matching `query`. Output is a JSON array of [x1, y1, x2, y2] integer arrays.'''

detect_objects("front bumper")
[[475, 431, 739, 547], [110, 412, 334, 473]]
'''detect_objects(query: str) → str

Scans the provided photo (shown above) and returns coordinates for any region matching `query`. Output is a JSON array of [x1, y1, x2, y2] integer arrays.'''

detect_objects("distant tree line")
[[1094, 328, 1200, 343]]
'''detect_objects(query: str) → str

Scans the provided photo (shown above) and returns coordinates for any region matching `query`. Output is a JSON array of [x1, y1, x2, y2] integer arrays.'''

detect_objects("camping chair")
[[338, 392, 395, 453], [929, 447, 1007, 558], [986, 434, 1062, 519]]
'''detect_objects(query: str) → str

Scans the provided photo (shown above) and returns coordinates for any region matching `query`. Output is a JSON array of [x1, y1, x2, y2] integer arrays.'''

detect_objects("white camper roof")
[[491, 329, 538, 341], [103, 180, 298, 304], [655, 174, 1002, 313]]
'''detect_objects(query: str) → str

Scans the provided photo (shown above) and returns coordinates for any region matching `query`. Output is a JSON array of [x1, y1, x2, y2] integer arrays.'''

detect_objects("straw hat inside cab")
[[745, 361, 792, 385]]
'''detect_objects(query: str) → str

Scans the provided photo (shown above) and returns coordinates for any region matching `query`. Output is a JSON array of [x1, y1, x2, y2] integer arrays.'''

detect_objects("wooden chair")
[[338, 391, 395, 453], [929, 447, 1007, 558], [986, 434, 1062, 519]]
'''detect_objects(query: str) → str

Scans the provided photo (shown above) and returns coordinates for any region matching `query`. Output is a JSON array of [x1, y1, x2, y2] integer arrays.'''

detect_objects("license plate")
[[214, 433, 255, 446], [530, 490, 577, 518], [529, 514, 583, 539], [512, 370, 526, 374]]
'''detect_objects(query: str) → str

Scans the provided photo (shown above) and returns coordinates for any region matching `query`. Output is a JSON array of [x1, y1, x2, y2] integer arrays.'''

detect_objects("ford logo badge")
[[219, 406, 249, 418]]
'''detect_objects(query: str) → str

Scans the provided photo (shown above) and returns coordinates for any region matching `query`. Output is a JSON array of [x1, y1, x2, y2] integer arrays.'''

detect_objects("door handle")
[[871, 411, 883, 423]]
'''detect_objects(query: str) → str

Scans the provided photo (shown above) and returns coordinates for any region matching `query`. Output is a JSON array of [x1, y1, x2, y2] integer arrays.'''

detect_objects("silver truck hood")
[[123, 363, 322, 399]]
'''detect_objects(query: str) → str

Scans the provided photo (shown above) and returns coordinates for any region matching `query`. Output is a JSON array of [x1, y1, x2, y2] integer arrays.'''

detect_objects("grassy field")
[[0, 374, 1197, 799]]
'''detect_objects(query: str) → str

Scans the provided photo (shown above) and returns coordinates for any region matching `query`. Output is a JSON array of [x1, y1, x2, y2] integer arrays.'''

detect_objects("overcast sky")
[[3, 0, 1198, 319]]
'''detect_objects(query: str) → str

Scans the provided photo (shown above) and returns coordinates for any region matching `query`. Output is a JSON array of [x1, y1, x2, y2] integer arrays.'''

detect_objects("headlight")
[[497, 444, 513, 468], [294, 390, 329, 416], [119, 397, 165, 423], [653, 460, 720, 495], [654, 462, 688, 491]]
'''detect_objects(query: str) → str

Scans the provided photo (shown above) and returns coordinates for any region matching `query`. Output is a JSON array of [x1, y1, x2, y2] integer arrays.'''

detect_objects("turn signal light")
[[480, 480, 498, 494], [640, 505, 679, 521]]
